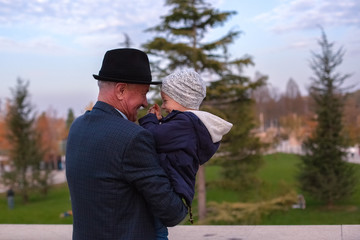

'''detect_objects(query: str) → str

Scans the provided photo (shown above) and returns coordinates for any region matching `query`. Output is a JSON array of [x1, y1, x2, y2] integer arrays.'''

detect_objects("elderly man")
[[66, 48, 187, 240]]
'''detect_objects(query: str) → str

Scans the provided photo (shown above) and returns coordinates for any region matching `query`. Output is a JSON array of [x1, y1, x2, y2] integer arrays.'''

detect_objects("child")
[[139, 69, 232, 239]]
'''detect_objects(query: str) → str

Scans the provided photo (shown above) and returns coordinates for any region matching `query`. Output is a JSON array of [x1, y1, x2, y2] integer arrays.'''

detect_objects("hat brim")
[[93, 74, 162, 85]]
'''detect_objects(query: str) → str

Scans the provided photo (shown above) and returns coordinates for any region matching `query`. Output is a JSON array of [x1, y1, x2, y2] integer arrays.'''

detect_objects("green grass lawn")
[[203, 153, 301, 204], [0, 182, 73, 224], [1, 153, 359, 224], [204, 153, 360, 225]]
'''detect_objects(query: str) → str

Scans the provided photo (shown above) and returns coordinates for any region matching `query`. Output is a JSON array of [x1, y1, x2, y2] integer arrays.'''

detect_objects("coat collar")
[[93, 101, 125, 119]]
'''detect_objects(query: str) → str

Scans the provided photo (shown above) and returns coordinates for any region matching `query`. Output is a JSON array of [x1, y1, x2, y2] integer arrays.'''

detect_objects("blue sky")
[[0, 0, 359, 118]]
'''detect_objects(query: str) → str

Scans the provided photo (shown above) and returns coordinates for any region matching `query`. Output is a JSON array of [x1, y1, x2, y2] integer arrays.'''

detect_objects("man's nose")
[[143, 99, 149, 108]]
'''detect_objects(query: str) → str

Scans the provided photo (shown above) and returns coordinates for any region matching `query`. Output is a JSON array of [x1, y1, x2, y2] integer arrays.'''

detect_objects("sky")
[[0, 0, 359, 118]]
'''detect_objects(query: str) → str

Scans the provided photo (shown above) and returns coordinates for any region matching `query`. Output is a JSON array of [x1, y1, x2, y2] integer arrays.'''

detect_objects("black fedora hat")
[[93, 48, 161, 85]]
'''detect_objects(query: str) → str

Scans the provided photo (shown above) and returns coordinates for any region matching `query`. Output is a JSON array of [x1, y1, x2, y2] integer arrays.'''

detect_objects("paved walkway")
[[0, 224, 359, 240], [347, 153, 360, 164]]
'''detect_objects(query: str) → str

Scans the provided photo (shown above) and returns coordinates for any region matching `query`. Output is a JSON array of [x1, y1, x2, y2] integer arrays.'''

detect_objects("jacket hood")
[[186, 110, 233, 143], [184, 111, 232, 165]]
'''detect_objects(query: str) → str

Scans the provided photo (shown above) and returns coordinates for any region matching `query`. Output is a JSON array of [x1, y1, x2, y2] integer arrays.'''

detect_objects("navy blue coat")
[[66, 101, 187, 240], [139, 111, 219, 206]]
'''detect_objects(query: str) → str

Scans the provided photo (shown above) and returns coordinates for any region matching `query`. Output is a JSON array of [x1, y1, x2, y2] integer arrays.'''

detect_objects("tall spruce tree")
[[4, 78, 44, 203], [299, 30, 356, 207], [142, 0, 265, 220]]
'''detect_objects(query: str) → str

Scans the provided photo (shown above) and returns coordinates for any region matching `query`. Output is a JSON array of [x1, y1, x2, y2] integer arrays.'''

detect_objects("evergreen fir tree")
[[299, 30, 356, 207], [142, 0, 266, 220], [4, 78, 44, 203]]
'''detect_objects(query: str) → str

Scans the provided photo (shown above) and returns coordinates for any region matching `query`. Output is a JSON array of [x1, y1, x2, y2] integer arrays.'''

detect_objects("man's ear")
[[115, 83, 127, 100]]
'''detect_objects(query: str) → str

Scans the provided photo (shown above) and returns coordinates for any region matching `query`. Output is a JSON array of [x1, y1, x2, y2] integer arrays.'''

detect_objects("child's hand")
[[148, 104, 162, 120]]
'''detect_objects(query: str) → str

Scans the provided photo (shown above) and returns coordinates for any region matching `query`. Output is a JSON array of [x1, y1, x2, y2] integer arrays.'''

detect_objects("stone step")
[[0, 224, 359, 240]]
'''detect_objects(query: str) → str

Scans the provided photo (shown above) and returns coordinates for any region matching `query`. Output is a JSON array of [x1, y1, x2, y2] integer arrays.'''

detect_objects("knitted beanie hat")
[[161, 69, 206, 110]]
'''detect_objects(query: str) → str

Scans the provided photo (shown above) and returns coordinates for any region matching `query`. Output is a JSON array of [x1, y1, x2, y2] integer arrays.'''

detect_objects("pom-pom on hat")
[[161, 69, 206, 110]]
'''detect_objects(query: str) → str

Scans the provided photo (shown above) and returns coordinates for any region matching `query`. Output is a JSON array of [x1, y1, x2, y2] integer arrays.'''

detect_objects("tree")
[[37, 113, 57, 166], [61, 108, 76, 155], [142, 0, 265, 220], [252, 84, 281, 130], [277, 79, 307, 142], [3, 78, 45, 202], [119, 33, 133, 48], [206, 71, 266, 192], [285, 78, 301, 99], [66, 108, 75, 133], [143, 0, 241, 76], [84, 101, 94, 112], [283, 78, 305, 115], [34, 112, 58, 195], [298, 30, 356, 207], [0, 111, 11, 155], [343, 90, 360, 145]]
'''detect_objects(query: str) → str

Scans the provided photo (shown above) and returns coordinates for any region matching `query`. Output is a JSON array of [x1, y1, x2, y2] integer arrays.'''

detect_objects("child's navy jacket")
[[139, 110, 232, 206]]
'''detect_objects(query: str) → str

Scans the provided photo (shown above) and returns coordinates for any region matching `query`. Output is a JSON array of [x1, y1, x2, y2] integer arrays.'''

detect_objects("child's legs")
[[154, 217, 168, 240]]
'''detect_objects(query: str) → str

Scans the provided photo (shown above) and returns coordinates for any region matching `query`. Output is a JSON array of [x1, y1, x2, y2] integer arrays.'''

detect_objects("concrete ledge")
[[0, 224, 359, 240]]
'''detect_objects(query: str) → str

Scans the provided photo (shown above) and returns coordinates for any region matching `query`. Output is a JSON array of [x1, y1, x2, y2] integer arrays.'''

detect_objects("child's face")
[[160, 92, 187, 113]]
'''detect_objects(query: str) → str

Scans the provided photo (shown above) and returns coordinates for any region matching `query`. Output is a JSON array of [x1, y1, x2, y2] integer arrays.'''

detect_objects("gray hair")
[[97, 80, 116, 89]]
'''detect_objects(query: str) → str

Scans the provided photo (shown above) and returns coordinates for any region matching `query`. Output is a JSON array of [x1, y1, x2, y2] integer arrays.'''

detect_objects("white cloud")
[[253, 0, 360, 33], [0, 0, 172, 53], [0, 1, 167, 37]]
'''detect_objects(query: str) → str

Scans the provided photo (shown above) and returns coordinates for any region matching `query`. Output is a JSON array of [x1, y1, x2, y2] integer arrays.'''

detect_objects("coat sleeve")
[[122, 128, 187, 226], [138, 113, 160, 132]]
